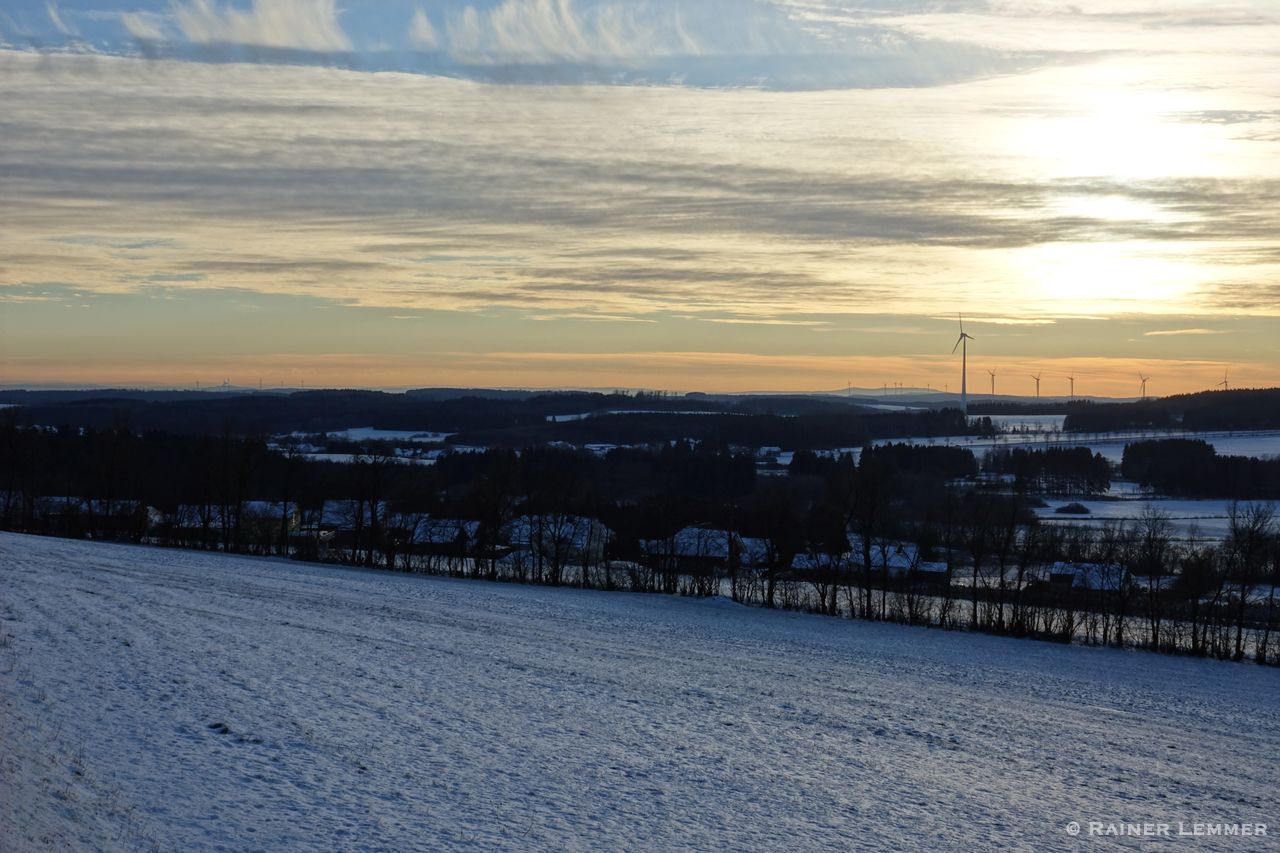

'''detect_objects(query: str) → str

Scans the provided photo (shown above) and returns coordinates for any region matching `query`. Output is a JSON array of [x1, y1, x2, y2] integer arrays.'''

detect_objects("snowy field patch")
[[1034, 498, 1251, 541], [978, 414, 1069, 431], [316, 428, 453, 444], [1, 533, 1277, 851], [875, 429, 1280, 465]]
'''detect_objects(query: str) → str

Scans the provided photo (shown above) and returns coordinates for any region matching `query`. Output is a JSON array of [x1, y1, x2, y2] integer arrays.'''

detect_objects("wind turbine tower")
[[988, 369, 997, 397], [1139, 374, 1150, 400], [1031, 372, 1041, 398], [1067, 373, 1075, 398], [951, 315, 975, 414], [1218, 370, 1229, 391]]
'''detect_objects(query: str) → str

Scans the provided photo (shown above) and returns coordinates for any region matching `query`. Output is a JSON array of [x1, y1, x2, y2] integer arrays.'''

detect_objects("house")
[[164, 501, 298, 551], [506, 514, 609, 565], [640, 527, 752, 576], [412, 518, 481, 558], [737, 536, 775, 569], [1045, 561, 1129, 591], [845, 539, 920, 578]]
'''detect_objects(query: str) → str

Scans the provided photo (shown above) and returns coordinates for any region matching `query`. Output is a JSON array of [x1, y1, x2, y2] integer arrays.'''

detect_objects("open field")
[[2, 532, 1277, 851], [881, 428, 1280, 465]]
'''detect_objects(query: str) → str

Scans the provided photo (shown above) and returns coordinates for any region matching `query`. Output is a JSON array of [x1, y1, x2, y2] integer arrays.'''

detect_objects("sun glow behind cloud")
[[1006, 70, 1235, 181], [1, 0, 1279, 392], [1011, 242, 1206, 316]]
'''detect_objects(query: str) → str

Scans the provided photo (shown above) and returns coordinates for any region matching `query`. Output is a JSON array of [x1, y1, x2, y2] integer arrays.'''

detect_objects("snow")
[[1034, 498, 1265, 541], [547, 410, 734, 423], [876, 429, 1280, 465], [2, 532, 1278, 851], [978, 414, 1068, 431], [274, 428, 457, 465], [310, 428, 453, 444], [291, 451, 441, 466], [1207, 432, 1280, 459], [861, 403, 927, 412]]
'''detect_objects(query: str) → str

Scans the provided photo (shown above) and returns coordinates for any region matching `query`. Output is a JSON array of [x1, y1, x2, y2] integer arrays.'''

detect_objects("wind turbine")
[[1067, 373, 1075, 398], [988, 369, 997, 397], [1217, 370, 1229, 391], [951, 314, 974, 414], [1139, 374, 1150, 400], [1030, 372, 1042, 398]]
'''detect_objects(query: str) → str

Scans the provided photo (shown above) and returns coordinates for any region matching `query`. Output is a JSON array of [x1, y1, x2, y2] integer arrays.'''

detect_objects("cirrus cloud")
[[172, 0, 351, 52], [409, 8, 440, 50], [1143, 328, 1226, 336]]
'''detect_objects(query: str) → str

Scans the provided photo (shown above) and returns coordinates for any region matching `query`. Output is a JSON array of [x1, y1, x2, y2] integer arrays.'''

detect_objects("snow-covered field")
[[878, 429, 1280, 465], [297, 428, 454, 444], [979, 414, 1069, 431], [1034, 498, 1251, 541], [2, 533, 1278, 851]]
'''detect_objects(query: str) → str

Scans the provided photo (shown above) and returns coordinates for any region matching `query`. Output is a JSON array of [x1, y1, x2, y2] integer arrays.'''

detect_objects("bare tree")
[[1133, 509, 1176, 651], [1225, 502, 1276, 660], [849, 456, 890, 620]]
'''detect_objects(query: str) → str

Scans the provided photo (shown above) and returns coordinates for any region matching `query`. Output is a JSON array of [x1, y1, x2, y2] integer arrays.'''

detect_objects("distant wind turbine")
[[1067, 373, 1075, 398], [1217, 370, 1229, 391], [951, 314, 974, 414], [1030, 372, 1041, 398], [988, 369, 997, 397], [1139, 374, 1150, 399]]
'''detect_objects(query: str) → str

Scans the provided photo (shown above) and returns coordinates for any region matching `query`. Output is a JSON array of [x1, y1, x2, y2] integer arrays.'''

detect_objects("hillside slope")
[[1, 533, 1276, 851]]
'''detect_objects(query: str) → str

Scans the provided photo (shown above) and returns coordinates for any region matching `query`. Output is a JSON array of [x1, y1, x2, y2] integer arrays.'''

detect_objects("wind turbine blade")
[[951, 336, 962, 354]]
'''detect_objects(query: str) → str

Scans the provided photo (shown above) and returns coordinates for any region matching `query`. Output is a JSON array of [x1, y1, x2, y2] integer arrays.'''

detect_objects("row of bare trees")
[[350, 481, 1279, 664], [5, 421, 1278, 663], [719, 501, 1280, 664]]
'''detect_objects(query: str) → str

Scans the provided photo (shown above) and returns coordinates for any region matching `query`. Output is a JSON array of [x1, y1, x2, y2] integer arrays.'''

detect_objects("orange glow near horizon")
[[5, 352, 1272, 400]]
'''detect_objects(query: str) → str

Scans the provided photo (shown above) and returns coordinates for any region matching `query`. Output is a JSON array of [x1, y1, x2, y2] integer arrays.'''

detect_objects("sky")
[[1, 0, 1279, 396]]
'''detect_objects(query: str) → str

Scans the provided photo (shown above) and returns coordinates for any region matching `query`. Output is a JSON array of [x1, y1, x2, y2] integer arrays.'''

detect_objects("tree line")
[[984, 446, 1111, 496], [3, 389, 984, 450], [1063, 387, 1280, 433], [2, 418, 1276, 665], [1123, 439, 1280, 499]]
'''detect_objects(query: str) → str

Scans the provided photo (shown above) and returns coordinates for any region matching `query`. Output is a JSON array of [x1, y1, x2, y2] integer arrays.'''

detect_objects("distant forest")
[[0, 389, 982, 449], [7, 386, 1280, 445], [1123, 439, 1280, 499], [984, 447, 1111, 496], [1064, 388, 1280, 433]]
